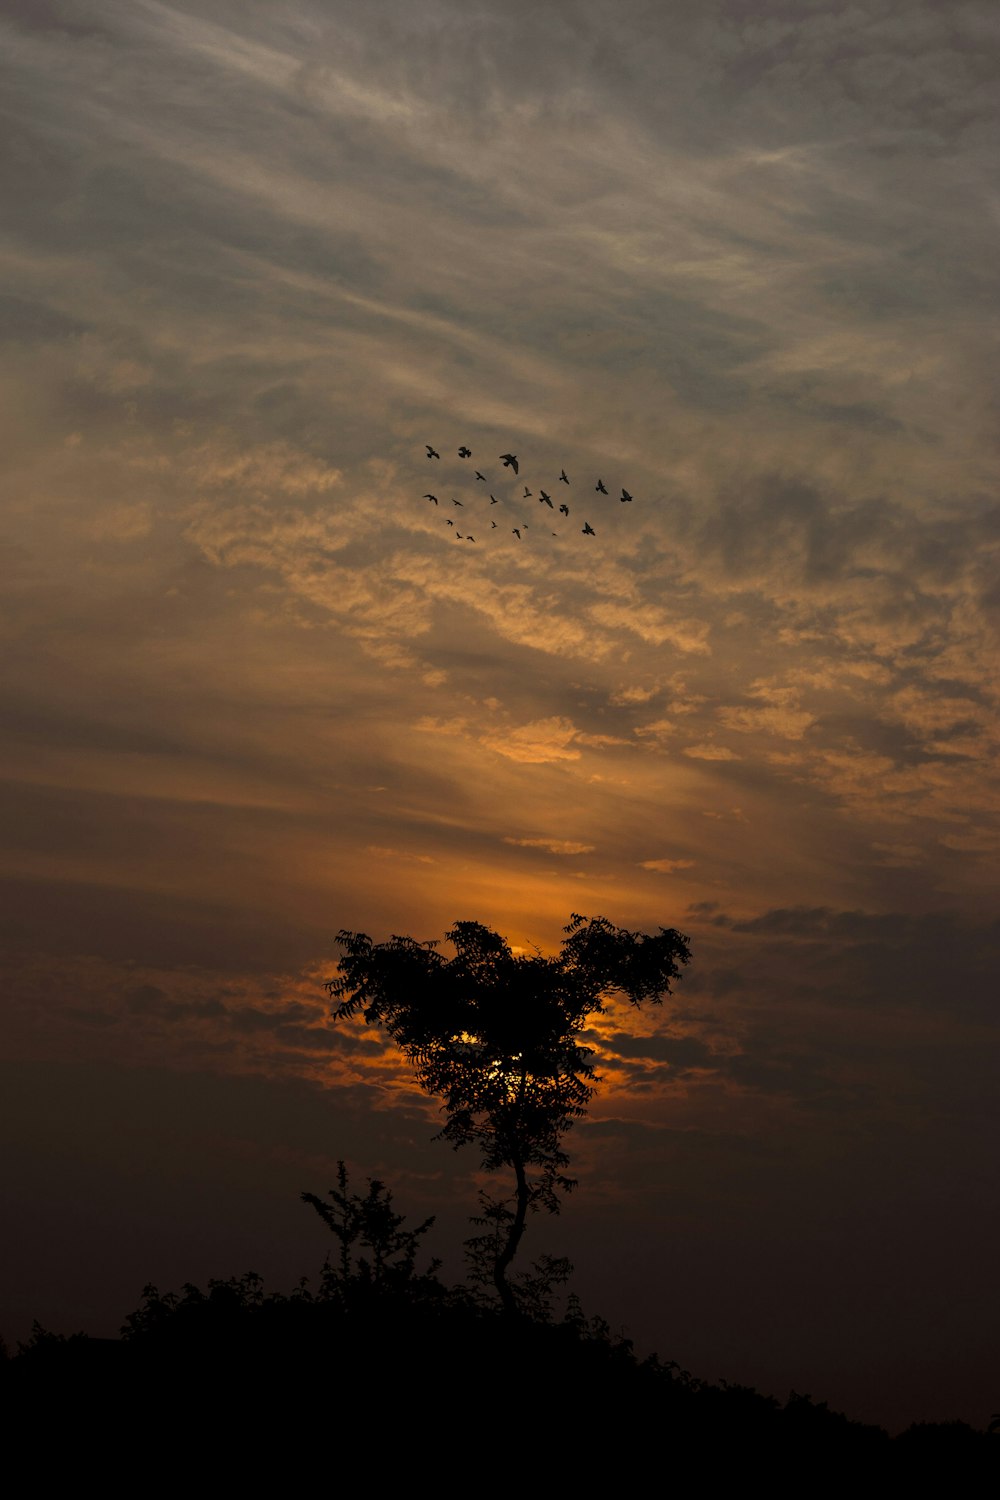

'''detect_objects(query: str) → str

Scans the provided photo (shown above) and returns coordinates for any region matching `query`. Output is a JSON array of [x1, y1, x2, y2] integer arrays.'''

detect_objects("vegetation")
[[4, 916, 994, 1470], [328, 913, 691, 1312], [5, 1168, 994, 1476]]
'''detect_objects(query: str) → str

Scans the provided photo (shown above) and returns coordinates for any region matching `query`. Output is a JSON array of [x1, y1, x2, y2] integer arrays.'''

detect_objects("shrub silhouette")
[[301, 1160, 442, 1302]]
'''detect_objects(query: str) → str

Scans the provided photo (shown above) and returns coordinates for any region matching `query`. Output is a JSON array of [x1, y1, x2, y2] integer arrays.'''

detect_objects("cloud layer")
[[1, 0, 997, 1433]]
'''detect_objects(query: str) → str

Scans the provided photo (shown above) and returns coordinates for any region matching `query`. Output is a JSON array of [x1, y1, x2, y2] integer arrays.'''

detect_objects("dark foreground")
[[5, 1276, 995, 1482]]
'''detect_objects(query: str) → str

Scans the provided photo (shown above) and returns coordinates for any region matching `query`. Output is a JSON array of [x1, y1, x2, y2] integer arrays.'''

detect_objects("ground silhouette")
[[6, 1182, 995, 1480]]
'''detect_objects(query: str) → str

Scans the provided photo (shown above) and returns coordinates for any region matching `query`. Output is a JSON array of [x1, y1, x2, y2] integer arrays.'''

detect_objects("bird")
[[447, 519, 454, 526], [500, 453, 519, 474], [559, 469, 569, 484], [539, 490, 553, 508], [456, 532, 464, 539], [426, 445, 440, 459], [452, 498, 464, 506], [490, 495, 498, 505], [424, 494, 439, 505], [458, 446, 472, 457], [559, 503, 569, 516], [582, 522, 595, 535], [620, 489, 633, 503], [512, 528, 521, 539], [466, 535, 475, 542], [595, 479, 608, 494], [523, 487, 532, 498], [491, 520, 497, 528], [475, 471, 486, 482]]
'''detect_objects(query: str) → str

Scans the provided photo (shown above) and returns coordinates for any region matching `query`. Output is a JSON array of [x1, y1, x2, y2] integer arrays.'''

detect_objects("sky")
[[1, 0, 998, 1432]]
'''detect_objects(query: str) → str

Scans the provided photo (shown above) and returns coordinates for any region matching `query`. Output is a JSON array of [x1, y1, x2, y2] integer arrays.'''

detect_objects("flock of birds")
[[421, 444, 636, 545]]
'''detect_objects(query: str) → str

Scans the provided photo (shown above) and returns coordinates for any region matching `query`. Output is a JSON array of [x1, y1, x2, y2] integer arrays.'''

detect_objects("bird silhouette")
[[421, 440, 639, 551]]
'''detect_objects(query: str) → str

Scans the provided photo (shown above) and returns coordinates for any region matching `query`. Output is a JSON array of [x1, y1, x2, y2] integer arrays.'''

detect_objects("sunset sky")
[[2, 0, 998, 1431]]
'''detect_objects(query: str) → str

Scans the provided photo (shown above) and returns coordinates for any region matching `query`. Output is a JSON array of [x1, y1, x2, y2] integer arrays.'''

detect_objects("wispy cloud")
[[504, 837, 596, 855]]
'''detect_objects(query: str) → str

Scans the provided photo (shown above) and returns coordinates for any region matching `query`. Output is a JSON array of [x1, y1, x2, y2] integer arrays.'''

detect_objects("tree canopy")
[[328, 914, 691, 1312]]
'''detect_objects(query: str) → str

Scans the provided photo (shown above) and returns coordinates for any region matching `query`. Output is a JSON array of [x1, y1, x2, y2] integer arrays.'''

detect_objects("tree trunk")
[[493, 1152, 529, 1316]]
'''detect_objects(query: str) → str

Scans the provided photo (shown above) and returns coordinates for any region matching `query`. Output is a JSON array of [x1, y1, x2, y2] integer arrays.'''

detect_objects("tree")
[[302, 1161, 441, 1298], [328, 913, 690, 1314]]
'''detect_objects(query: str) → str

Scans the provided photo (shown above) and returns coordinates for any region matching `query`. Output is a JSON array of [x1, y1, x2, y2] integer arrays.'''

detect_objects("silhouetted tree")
[[328, 913, 690, 1314], [302, 1161, 441, 1297]]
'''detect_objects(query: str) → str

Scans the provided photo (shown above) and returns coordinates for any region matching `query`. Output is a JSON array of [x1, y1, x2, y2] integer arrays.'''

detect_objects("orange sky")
[[1, 0, 998, 1433]]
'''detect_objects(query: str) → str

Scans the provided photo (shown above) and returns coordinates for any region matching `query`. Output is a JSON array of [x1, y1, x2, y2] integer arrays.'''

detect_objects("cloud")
[[479, 716, 581, 764], [611, 684, 657, 706], [702, 905, 1000, 1023], [683, 744, 738, 761], [227, 1000, 317, 1034], [364, 846, 436, 864], [718, 703, 815, 740], [504, 837, 595, 856], [635, 718, 675, 741], [597, 1029, 718, 1070], [124, 984, 226, 1021], [640, 858, 695, 874]]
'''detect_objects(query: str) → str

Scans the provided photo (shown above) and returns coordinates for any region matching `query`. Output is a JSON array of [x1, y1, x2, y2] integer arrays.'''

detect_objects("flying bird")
[[467, 535, 476, 542], [475, 471, 486, 482], [424, 494, 439, 504], [512, 528, 521, 539], [559, 503, 569, 516], [500, 453, 519, 474], [491, 520, 497, 528], [490, 495, 498, 504], [426, 444, 440, 459], [523, 487, 533, 498], [595, 479, 608, 494], [458, 446, 472, 457], [447, 519, 454, 526], [582, 522, 595, 535], [539, 490, 553, 508], [559, 469, 569, 484], [452, 498, 464, 506], [620, 489, 633, 503]]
